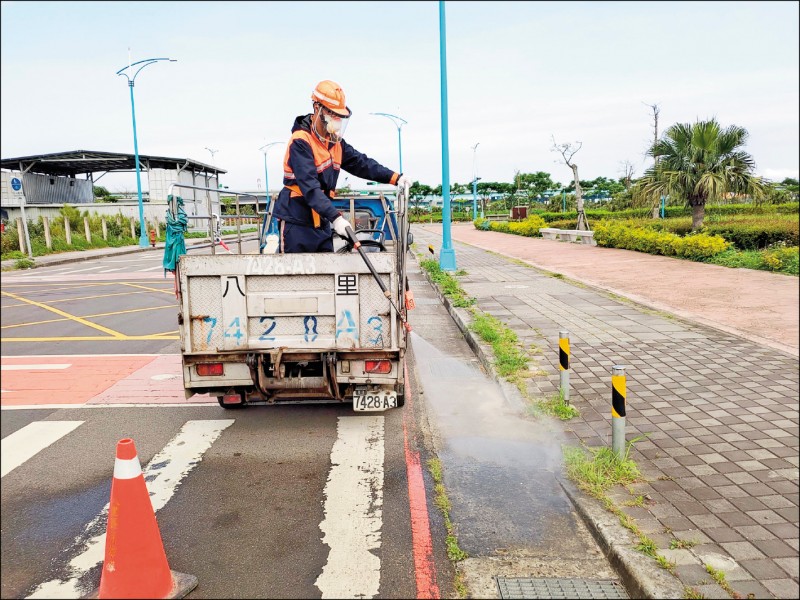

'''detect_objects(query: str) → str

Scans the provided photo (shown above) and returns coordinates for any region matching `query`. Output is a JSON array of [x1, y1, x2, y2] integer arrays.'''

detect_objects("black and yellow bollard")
[[559, 330, 570, 403], [611, 365, 627, 458]]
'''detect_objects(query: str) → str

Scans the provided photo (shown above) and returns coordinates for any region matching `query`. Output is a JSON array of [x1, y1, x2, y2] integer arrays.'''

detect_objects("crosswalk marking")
[[316, 416, 384, 599], [1, 364, 72, 371], [26, 419, 234, 599], [1, 421, 84, 477]]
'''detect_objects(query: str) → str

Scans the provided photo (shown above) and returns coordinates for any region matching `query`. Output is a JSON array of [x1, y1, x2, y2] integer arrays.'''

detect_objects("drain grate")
[[496, 577, 628, 599]]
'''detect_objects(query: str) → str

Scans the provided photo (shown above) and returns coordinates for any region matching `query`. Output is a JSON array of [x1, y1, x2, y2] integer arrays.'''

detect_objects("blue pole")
[[472, 178, 477, 221], [397, 126, 403, 174], [128, 81, 148, 247], [660, 195, 665, 218], [562, 189, 566, 213], [438, 0, 456, 271]]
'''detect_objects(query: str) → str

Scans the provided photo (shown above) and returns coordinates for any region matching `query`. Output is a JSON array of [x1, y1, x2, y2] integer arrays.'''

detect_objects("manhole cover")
[[496, 577, 628, 599]]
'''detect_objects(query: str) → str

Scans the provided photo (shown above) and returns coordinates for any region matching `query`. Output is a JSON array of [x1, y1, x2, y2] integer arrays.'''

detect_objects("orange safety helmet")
[[311, 80, 352, 117]]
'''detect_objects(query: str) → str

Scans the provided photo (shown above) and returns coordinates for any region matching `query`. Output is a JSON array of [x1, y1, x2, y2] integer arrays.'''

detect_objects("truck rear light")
[[196, 362, 224, 376], [222, 392, 243, 405], [365, 360, 391, 374]]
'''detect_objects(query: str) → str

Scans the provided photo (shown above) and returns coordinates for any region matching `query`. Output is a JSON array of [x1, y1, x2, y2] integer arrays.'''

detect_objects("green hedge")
[[473, 215, 547, 236], [593, 221, 731, 259], [531, 202, 799, 224]]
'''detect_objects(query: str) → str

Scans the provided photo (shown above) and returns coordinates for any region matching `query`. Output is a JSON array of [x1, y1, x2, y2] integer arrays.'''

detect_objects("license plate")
[[353, 390, 397, 411]]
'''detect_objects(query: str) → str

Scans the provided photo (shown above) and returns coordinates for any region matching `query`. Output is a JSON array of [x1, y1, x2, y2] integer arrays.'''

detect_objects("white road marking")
[[26, 419, 234, 599], [94, 268, 125, 273], [139, 265, 166, 272], [55, 266, 105, 275], [1, 421, 84, 477], [1, 363, 72, 371], [315, 416, 384, 599]]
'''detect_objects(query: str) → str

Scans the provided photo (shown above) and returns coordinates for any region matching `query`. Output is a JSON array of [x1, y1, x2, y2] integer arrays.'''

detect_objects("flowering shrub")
[[508, 215, 547, 237], [593, 221, 730, 258]]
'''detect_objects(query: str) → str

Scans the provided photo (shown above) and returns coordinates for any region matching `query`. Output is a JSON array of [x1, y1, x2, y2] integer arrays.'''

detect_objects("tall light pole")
[[438, 0, 456, 271], [370, 112, 407, 173], [471, 142, 480, 221], [116, 55, 177, 247], [205, 147, 219, 164], [259, 142, 283, 204]]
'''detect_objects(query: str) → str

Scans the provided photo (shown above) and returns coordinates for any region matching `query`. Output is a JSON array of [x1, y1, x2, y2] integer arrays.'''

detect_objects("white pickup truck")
[[169, 186, 412, 411]]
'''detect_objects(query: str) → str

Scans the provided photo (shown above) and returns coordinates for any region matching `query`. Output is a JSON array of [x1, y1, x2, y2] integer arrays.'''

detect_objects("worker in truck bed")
[[273, 79, 412, 253]]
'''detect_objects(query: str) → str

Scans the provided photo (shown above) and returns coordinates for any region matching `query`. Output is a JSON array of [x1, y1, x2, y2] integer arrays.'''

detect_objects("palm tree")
[[634, 119, 766, 230]]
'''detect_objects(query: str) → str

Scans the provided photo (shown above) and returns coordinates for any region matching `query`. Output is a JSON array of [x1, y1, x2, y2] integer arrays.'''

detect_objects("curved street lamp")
[[471, 142, 481, 220], [370, 112, 407, 174], [259, 142, 283, 203], [116, 56, 177, 247], [204, 147, 219, 164]]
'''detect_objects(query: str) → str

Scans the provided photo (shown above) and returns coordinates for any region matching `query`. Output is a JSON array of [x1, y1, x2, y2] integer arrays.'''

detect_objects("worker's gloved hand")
[[397, 175, 412, 190], [332, 216, 352, 239]]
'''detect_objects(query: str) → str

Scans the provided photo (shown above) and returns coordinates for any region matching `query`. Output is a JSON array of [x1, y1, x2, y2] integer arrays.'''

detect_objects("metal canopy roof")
[[0, 150, 226, 177]]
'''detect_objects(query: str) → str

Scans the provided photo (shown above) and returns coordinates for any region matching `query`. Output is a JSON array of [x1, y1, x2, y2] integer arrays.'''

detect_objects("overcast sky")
[[1, 1, 798, 194]]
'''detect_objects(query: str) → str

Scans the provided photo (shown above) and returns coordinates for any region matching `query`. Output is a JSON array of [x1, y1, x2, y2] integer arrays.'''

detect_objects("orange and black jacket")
[[273, 114, 400, 227]]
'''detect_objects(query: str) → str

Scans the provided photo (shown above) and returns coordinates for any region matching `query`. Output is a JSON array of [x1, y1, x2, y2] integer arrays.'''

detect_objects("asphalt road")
[[1, 243, 623, 599]]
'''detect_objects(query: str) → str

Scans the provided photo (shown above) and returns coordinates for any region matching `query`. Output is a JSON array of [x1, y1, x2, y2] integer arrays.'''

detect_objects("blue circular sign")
[[11, 178, 22, 191]]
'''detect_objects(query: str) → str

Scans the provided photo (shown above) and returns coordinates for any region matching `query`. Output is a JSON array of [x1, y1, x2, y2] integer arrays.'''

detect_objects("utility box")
[[511, 205, 528, 220]]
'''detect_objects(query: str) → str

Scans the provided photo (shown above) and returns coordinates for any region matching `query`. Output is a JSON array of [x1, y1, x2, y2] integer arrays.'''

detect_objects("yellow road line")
[[118, 282, 176, 295], [0, 291, 126, 338], [0, 335, 180, 342], [1, 305, 176, 330], [1, 290, 167, 308], [150, 329, 180, 337]]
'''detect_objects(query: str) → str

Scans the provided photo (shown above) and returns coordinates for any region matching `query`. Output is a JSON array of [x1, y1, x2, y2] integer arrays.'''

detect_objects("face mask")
[[324, 114, 342, 133]]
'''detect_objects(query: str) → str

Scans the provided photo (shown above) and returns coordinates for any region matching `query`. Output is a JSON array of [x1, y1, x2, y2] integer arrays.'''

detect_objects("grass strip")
[[419, 259, 475, 308]]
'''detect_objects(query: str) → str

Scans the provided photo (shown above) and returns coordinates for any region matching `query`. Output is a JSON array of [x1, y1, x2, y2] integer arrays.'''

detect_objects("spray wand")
[[345, 226, 412, 333]]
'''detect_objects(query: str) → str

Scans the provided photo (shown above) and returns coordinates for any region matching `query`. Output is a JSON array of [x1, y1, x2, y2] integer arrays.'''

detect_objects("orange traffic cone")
[[92, 438, 197, 599]]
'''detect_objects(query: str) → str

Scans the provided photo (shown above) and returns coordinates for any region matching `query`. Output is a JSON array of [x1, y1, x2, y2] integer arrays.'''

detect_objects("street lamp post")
[[471, 142, 480, 221], [259, 142, 283, 204], [438, 0, 456, 271], [370, 112, 407, 174], [116, 56, 177, 247]]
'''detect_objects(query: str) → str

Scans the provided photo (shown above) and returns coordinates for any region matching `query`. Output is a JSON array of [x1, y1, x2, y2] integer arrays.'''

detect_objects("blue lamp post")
[[438, 0, 457, 271], [471, 142, 480, 221], [259, 142, 283, 203], [370, 112, 407, 173], [116, 56, 177, 247]]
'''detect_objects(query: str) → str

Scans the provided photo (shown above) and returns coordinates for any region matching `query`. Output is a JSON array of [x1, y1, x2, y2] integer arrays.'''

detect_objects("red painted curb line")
[[403, 360, 440, 599]]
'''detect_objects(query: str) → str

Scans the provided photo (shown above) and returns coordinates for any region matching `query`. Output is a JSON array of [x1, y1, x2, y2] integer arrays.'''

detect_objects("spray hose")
[[345, 225, 412, 332]]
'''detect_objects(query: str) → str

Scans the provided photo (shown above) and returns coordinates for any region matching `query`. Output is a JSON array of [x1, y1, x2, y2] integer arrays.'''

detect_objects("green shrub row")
[[473, 215, 547, 236], [532, 202, 798, 223], [708, 245, 799, 275], [593, 221, 731, 259]]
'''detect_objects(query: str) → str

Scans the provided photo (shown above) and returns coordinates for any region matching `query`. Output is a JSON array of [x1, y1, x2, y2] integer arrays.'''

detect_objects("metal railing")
[[167, 183, 264, 254]]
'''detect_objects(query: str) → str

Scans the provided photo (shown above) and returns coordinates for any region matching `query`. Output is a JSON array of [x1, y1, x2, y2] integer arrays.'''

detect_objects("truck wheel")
[[396, 393, 405, 408], [217, 396, 247, 409]]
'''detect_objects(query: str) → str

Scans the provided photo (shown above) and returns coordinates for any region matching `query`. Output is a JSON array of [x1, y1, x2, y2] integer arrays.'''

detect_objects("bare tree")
[[643, 102, 661, 217], [551, 136, 588, 230], [619, 160, 635, 190]]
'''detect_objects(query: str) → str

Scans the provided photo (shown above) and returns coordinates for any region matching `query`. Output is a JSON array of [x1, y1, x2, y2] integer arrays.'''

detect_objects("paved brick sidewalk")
[[412, 225, 799, 599]]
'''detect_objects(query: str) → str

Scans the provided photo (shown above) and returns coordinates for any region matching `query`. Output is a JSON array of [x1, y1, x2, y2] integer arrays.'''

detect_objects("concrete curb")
[[558, 476, 686, 600], [412, 251, 687, 600]]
